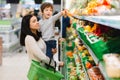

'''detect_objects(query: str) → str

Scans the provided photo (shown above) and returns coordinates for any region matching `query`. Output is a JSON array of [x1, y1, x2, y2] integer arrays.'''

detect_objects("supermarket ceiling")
[[6, 0, 61, 4]]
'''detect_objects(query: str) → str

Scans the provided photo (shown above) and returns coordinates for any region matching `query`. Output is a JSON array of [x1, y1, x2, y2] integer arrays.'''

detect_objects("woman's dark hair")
[[20, 14, 41, 46]]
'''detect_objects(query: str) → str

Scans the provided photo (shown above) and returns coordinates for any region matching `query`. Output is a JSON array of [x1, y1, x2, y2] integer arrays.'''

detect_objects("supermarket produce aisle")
[[0, 51, 29, 80]]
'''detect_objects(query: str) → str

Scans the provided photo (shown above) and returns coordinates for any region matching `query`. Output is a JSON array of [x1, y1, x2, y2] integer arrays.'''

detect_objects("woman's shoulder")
[[25, 35, 43, 42], [25, 35, 34, 39], [25, 35, 35, 42]]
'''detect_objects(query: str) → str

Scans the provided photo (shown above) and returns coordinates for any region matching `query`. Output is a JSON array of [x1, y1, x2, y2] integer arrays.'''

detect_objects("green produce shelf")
[[72, 14, 120, 80], [76, 30, 99, 64], [78, 52, 90, 80], [61, 42, 68, 80], [75, 28, 120, 80]]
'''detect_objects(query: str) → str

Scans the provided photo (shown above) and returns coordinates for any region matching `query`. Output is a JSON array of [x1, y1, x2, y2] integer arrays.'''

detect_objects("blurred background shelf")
[[0, 18, 21, 53]]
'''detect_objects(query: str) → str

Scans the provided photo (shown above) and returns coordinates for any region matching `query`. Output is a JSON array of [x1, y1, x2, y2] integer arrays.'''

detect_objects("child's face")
[[42, 7, 53, 19]]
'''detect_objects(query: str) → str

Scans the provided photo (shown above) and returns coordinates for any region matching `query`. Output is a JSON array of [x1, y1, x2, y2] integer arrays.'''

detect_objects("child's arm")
[[52, 10, 65, 21]]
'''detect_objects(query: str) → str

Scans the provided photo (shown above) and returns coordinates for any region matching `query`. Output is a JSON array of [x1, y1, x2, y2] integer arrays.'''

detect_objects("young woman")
[[20, 14, 64, 68]]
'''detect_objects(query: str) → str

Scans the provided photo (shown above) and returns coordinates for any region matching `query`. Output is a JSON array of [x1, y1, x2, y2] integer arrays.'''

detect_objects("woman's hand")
[[52, 48, 57, 54], [59, 61, 64, 67], [59, 38, 65, 42]]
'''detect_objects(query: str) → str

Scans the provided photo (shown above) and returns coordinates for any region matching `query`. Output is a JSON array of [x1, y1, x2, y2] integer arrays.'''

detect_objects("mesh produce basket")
[[27, 60, 64, 80]]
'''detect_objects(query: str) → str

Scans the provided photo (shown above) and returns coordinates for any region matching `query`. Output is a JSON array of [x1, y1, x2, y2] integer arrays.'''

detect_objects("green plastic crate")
[[77, 28, 120, 60], [86, 35, 120, 60], [72, 23, 77, 29], [27, 60, 64, 80], [66, 41, 75, 51], [77, 27, 86, 41]]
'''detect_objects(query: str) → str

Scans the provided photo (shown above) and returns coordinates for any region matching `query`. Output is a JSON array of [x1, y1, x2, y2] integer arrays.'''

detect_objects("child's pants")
[[45, 40, 56, 58]]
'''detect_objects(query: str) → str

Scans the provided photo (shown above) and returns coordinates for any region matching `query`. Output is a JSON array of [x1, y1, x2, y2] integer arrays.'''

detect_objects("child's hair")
[[40, 2, 53, 13]]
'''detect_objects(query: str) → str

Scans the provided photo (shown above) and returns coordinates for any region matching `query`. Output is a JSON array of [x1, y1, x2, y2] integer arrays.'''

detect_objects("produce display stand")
[[71, 15, 120, 80], [61, 35, 90, 80]]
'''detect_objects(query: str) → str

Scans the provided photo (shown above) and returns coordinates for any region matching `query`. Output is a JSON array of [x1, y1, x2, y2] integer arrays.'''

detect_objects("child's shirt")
[[39, 12, 62, 41]]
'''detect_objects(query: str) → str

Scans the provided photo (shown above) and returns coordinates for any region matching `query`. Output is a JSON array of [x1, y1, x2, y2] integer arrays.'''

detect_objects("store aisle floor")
[[0, 51, 30, 80]]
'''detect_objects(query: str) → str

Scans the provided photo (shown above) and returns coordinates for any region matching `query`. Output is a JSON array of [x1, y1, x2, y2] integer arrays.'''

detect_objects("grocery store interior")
[[0, 0, 120, 80]]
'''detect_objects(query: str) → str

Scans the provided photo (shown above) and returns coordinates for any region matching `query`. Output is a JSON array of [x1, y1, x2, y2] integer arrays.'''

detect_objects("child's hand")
[[61, 10, 66, 15], [64, 9, 73, 17], [59, 61, 64, 67], [52, 48, 57, 54]]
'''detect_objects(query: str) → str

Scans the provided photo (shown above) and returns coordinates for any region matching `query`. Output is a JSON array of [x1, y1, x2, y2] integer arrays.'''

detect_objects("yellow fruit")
[[82, 53, 86, 57], [84, 25, 91, 32], [83, 50, 89, 56], [89, 56, 94, 61]]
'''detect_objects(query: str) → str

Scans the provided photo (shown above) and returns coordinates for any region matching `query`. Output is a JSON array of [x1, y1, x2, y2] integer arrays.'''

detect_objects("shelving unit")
[[77, 31, 99, 65], [62, 0, 120, 79], [77, 53, 90, 80], [73, 15, 120, 80], [0, 18, 21, 52], [73, 15, 120, 30], [61, 40, 90, 80], [61, 42, 68, 80], [73, 51, 91, 80]]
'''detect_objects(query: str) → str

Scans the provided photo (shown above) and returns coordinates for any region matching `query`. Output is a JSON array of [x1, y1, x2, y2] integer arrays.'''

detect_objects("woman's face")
[[30, 16, 39, 31]]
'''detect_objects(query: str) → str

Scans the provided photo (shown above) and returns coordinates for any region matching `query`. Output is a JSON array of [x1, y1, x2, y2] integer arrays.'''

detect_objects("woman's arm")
[[25, 35, 55, 66]]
